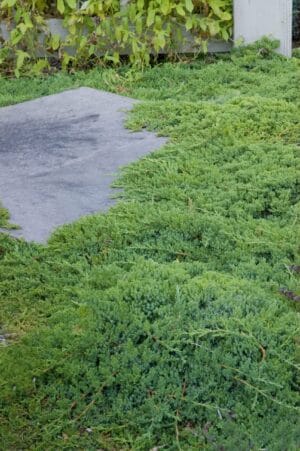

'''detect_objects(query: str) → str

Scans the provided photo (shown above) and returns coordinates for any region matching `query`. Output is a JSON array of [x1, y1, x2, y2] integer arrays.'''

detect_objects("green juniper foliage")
[[0, 203, 10, 228], [0, 202, 18, 229], [0, 41, 300, 449]]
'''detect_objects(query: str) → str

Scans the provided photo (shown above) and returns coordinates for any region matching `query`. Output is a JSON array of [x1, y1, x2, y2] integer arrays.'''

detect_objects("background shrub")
[[0, 0, 232, 75]]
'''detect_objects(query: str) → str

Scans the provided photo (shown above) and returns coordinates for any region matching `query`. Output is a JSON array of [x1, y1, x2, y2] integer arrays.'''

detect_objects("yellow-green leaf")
[[161, 0, 170, 15], [185, 16, 193, 31], [146, 9, 155, 27], [57, 0, 65, 15], [50, 34, 61, 50], [16, 50, 29, 70], [66, 0, 76, 9], [175, 5, 185, 16], [185, 0, 194, 13]]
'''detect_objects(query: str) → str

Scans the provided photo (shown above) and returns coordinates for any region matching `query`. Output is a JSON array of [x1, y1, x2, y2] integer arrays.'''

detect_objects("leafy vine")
[[0, 0, 232, 75]]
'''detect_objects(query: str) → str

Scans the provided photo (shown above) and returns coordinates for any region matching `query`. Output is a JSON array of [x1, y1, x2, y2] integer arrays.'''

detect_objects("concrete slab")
[[0, 87, 166, 242]]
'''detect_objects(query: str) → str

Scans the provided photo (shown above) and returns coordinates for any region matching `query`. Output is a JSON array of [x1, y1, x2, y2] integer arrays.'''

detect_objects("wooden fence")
[[0, 0, 294, 57]]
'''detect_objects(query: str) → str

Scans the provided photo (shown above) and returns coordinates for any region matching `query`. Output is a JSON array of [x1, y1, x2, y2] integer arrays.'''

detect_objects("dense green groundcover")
[[0, 204, 10, 228], [0, 41, 300, 449]]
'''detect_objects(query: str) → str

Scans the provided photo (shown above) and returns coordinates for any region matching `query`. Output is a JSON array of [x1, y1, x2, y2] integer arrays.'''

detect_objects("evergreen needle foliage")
[[0, 203, 10, 228], [0, 41, 300, 449]]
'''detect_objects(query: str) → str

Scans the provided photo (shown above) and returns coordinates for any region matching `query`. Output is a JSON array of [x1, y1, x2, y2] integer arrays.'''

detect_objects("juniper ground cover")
[[0, 41, 299, 449]]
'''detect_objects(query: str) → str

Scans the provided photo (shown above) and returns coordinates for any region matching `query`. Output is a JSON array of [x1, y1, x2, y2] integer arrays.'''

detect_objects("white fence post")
[[234, 0, 293, 57]]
